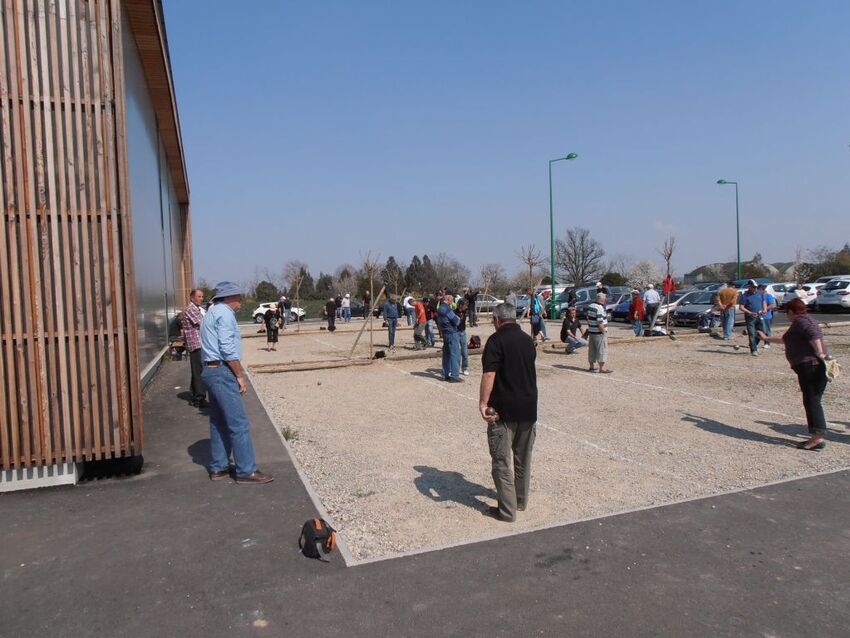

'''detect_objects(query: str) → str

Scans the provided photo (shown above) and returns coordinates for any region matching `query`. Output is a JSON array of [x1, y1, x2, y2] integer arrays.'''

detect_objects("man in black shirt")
[[560, 306, 587, 354], [479, 303, 538, 522]]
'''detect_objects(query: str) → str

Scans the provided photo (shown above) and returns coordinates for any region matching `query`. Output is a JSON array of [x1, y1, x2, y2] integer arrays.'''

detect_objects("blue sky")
[[162, 0, 850, 285]]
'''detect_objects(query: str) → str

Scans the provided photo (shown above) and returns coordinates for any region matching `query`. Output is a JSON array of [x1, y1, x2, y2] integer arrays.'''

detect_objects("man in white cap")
[[643, 284, 661, 328], [341, 293, 352, 323], [200, 282, 273, 484]]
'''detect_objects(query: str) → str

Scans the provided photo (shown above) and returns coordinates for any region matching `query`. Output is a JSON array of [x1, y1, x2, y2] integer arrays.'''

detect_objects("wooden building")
[[0, 0, 191, 485]]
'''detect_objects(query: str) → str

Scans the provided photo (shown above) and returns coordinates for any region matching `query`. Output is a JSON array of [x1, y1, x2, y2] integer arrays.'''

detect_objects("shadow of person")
[[176, 390, 194, 403], [694, 348, 744, 356], [754, 419, 850, 444], [413, 465, 496, 510], [552, 363, 592, 372], [681, 413, 797, 447], [187, 439, 211, 468], [410, 368, 445, 380]]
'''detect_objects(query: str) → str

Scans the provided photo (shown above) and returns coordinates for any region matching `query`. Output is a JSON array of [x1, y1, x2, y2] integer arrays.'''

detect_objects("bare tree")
[[607, 253, 635, 282], [516, 244, 546, 290], [479, 263, 506, 295], [657, 236, 676, 276], [555, 227, 606, 285], [432, 252, 471, 291], [282, 260, 308, 333], [360, 252, 382, 358]]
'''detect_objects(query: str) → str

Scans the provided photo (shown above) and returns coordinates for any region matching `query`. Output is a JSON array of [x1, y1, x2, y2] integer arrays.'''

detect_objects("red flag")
[[663, 274, 676, 296]]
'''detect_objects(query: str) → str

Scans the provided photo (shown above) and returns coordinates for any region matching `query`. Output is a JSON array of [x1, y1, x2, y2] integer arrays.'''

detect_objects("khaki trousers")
[[487, 420, 536, 521]]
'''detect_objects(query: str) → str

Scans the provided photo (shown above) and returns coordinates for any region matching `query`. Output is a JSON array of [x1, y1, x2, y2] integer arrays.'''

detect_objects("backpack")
[[468, 335, 481, 349], [299, 518, 337, 561]]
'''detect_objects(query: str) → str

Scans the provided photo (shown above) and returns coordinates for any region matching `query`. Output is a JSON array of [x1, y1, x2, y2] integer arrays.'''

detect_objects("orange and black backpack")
[[299, 518, 337, 561]]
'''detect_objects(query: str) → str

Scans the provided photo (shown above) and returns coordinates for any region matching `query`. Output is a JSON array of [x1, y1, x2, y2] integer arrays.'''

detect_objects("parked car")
[[475, 293, 504, 314], [731, 277, 772, 288], [690, 282, 724, 291], [815, 277, 850, 311], [514, 294, 530, 317], [672, 291, 744, 327], [652, 289, 700, 322], [554, 285, 629, 319], [762, 283, 792, 306], [787, 282, 826, 307], [252, 302, 305, 323], [611, 297, 631, 322]]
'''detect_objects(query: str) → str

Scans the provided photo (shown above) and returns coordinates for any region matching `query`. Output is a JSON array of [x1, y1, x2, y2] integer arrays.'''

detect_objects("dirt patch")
[[245, 318, 850, 561]]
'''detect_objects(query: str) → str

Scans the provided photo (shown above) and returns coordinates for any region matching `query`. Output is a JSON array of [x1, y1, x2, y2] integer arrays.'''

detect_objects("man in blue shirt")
[[438, 294, 462, 381], [738, 280, 766, 356], [758, 283, 777, 349], [200, 281, 273, 484], [382, 293, 400, 352]]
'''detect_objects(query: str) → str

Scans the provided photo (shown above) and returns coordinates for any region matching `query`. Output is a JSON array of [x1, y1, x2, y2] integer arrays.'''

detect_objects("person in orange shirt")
[[412, 298, 428, 350], [716, 283, 739, 340]]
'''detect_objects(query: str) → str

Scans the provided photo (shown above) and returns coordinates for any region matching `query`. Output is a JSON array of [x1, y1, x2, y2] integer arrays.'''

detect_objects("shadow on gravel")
[[694, 348, 744, 356], [552, 363, 593, 372], [755, 420, 850, 445], [410, 368, 446, 380], [681, 414, 798, 448], [413, 465, 496, 511], [187, 439, 211, 468]]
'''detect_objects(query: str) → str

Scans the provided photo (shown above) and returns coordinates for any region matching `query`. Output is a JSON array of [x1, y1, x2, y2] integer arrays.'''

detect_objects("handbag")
[[825, 358, 841, 382]]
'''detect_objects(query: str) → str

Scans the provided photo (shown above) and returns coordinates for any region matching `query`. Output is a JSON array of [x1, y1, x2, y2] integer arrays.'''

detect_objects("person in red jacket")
[[627, 289, 645, 337]]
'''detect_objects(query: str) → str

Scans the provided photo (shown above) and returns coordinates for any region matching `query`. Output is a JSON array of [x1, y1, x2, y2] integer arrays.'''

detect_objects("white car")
[[762, 283, 791, 305], [785, 283, 824, 306], [816, 277, 850, 311], [475, 293, 504, 313], [252, 302, 305, 323]]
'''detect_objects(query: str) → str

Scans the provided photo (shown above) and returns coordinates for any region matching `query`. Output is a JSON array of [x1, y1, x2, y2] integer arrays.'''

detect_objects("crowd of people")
[[175, 274, 836, 519]]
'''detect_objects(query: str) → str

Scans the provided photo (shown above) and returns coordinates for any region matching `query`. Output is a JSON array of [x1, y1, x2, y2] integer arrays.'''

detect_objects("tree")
[[381, 256, 405, 294], [555, 227, 606, 285], [479, 263, 506, 294], [421, 254, 438, 292], [432, 252, 470, 291], [740, 253, 770, 279], [516, 244, 546, 290], [601, 272, 628, 286], [334, 264, 358, 296], [657, 236, 676, 277], [315, 272, 334, 298], [405, 255, 425, 292], [627, 260, 661, 290], [606, 254, 635, 283], [254, 280, 279, 302]]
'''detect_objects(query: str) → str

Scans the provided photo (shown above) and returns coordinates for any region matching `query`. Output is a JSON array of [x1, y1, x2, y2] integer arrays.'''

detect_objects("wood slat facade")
[[0, 0, 190, 471]]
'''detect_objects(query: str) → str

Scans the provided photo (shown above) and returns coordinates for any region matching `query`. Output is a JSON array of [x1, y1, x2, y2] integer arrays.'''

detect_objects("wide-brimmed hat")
[[212, 281, 243, 300]]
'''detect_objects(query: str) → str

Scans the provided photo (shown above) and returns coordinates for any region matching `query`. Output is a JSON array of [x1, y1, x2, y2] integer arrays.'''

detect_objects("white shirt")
[[644, 289, 661, 304], [403, 296, 413, 310]]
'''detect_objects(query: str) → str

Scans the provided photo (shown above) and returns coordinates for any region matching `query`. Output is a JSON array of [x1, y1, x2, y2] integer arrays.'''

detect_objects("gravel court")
[[247, 322, 850, 561]]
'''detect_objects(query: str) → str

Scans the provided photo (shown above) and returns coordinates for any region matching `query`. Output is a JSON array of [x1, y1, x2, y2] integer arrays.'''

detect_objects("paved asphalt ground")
[[1, 361, 849, 637]]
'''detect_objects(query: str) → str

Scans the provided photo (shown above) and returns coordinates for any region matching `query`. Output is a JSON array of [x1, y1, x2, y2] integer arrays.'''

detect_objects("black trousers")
[[189, 349, 207, 402], [793, 361, 828, 435]]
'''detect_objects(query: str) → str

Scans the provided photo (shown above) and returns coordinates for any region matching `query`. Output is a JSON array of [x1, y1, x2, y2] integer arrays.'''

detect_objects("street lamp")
[[549, 152, 578, 317], [716, 179, 741, 280]]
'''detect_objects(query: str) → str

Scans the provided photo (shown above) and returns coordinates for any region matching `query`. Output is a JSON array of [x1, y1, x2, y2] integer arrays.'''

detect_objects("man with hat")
[[180, 288, 208, 408], [200, 282, 273, 484], [739, 279, 767, 356], [643, 284, 661, 328]]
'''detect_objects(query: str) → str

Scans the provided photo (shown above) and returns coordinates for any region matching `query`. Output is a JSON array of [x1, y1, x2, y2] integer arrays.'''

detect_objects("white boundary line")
[[244, 368, 358, 566]]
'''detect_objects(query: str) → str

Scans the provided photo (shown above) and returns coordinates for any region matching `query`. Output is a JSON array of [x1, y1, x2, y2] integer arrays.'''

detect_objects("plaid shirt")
[[180, 302, 205, 352]]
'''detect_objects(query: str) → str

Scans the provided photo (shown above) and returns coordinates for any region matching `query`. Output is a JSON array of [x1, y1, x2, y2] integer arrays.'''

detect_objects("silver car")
[[672, 291, 744, 327]]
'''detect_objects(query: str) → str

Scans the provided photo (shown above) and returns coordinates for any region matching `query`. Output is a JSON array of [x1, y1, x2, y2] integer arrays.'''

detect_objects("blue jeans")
[[343, 307, 351, 322], [566, 335, 587, 353], [442, 331, 460, 379], [745, 314, 764, 352], [425, 320, 435, 346], [632, 320, 644, 337], [762, 315, 773, 337], [387, 318, 397, 347], [201, 366, 258, 476], [456, 330, 469, 371], [539, 317, 548, 339], [405, 307, 415, 326], [722, 308, 735, 339]]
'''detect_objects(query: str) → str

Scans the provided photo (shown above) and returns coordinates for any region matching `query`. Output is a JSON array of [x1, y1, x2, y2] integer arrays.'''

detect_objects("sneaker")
[[447, 377, 463, 383], [462, 369, 470, 376], [763, 343, 771, 349], [751, 351, 759, 357]]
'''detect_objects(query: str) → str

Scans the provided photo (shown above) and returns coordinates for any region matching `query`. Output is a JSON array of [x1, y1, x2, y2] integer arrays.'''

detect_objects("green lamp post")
[[549, 152, 578, 318], [716, 179, 741, 279]]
